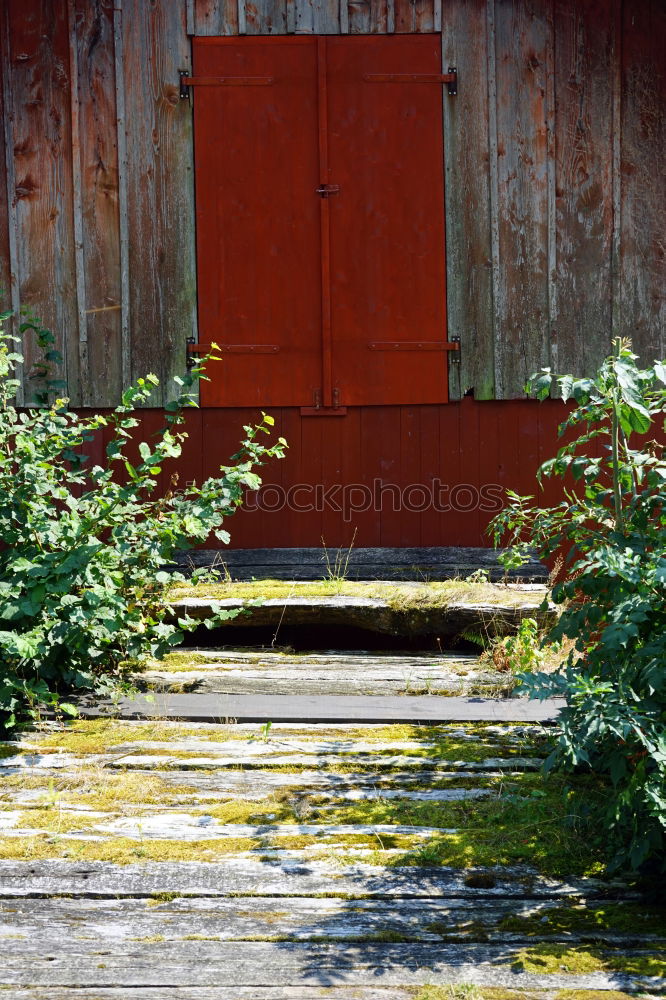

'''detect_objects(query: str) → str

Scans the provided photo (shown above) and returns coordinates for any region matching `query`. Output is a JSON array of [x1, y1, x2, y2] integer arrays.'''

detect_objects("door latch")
[[316, 184, 340, 197]]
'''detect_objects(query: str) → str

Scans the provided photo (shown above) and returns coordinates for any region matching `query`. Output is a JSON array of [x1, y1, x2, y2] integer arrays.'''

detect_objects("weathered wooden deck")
[[0, 643, 663, 997]]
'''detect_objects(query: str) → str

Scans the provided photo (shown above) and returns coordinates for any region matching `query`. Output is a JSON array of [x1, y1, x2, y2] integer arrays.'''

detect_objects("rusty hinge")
[[368, 341, 461, 352], [179, 70, 273, 99], [363, 68, 457, 96], [187, 341, 279, 354], [449, 335, 461, 362]]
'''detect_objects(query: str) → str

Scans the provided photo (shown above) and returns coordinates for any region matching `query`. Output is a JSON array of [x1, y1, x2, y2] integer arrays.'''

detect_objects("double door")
[[192, 34, 451, 408]]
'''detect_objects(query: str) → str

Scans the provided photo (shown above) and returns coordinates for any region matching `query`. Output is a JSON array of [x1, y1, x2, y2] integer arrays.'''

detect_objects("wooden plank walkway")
[[0, 648, 663, 997]]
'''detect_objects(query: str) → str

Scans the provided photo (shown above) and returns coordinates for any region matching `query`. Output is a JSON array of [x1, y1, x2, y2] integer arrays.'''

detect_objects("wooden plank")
[[394, 0, 434, 33], [0, 858, 627, 899], [493, 0, 551, 397], [72, 0, 123, 406], [553, 0, 614, 378], [0, 11, 12, 321], [619, 0, 666, 361], [113, 0, 131, 390], [78, 691, 565, 723], [176, 545, 547, 578], [140, 659, 501, 697], [168, 592, 554, 636], [0, 939, 657, 990], [245, 0, 288, 33], [5, 0, 79, 404], [0, 8, 23, 399], [194, 0, 239, 36], [2, 895, 654, 945], [67, 0, 89, 407], [441, 1, 494, 401], [0, 990, 428, 1000], [121, 0, 196, 404]]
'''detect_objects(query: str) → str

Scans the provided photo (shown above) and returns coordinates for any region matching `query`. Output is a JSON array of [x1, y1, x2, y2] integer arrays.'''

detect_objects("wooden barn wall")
[[0, 0, 663, 406]]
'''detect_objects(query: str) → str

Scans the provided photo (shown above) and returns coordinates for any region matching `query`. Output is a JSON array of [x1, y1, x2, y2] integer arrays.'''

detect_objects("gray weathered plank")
[[169, 593, 554, 638], [493, 0, 551, 397], [4, 0, 79, 404], [138, 654, 505, 696], [4, 894, 655, 945], [121, 0, 196, 403], [0, 9, 14, 325], [244, 0, 288, 33], [194, 0, 238, 36], [619, 0, 666, 362], [0, 939, 660, 990], [173, 546, 549, 581], [441, 0, 494, 400], [73, 0, 124, 405], [553, 0, 613, 378], [0, 990, 436, 1000], [76, 692, 564, 723], [0, 859, 625, 899]]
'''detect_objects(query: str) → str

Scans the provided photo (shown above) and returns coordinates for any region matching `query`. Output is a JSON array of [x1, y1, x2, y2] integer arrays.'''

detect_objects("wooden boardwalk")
[[0, 645, 663, 997]]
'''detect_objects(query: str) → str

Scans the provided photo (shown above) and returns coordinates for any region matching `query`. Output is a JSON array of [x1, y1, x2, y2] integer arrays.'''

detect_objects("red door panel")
[[327, 35, 448, 406], [192, 36, 449, 408], [193, 38, 322, 407]]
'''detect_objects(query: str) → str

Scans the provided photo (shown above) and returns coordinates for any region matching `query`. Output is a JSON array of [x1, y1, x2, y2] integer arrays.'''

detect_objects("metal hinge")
[[449, 335, 461, 362], [447, 67, 457, 97]]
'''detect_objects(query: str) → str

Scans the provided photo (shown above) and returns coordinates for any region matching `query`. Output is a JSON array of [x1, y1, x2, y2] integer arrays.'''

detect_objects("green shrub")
[[0, 315, 286, 730], [491, 340, 666, 873]]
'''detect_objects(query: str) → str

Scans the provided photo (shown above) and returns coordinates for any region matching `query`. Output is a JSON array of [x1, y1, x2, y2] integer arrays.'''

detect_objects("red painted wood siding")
[[108, 399, 570, 549]]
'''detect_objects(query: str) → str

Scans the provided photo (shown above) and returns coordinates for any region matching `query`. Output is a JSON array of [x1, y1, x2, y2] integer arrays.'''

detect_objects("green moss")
[[511, 944, 606, 974], [498, 903, 666, 938], [194, 800, 298, 825], [376, 778, 607, 877], [148, 892, 185, 906], [0, 835, 260, 864], [16, 808, 99, 834], [511, 943, 666, 977], [555, 993, 650, 1000], [168, 579, 544, 610]]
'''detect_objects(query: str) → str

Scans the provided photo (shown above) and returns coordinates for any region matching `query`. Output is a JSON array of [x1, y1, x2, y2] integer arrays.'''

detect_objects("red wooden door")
[[193, 38, 322, 407], [192, 36, 450, 408], [327, 36, 449, 405]]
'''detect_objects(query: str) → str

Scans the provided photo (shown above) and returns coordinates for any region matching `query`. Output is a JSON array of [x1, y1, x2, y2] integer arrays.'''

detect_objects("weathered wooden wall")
[[0, 0, 663, 405]]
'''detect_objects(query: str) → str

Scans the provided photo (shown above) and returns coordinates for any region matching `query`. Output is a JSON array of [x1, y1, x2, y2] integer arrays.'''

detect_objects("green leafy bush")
[[0, 315, 286, 730], [491, 340, 666, 873]]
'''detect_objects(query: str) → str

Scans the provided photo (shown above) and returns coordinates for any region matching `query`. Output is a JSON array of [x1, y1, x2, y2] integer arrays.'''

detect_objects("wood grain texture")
[[5, 0, 79, 403], [553, 0, 614, 377], [79, 690, 565, 722], [442, 1, 494, 400], [72, 0, 123, 406], [121, 0, 196, 404], [493, 0, 552, 398], [0, 939, 657, 990], [194, 0, 239, 36], [0, 15, 11, 320], [619, 0, 666, 361]]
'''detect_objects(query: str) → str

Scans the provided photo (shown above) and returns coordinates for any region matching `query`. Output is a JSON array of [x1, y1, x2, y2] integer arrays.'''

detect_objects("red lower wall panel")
[[117, 398, 569, 549]]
